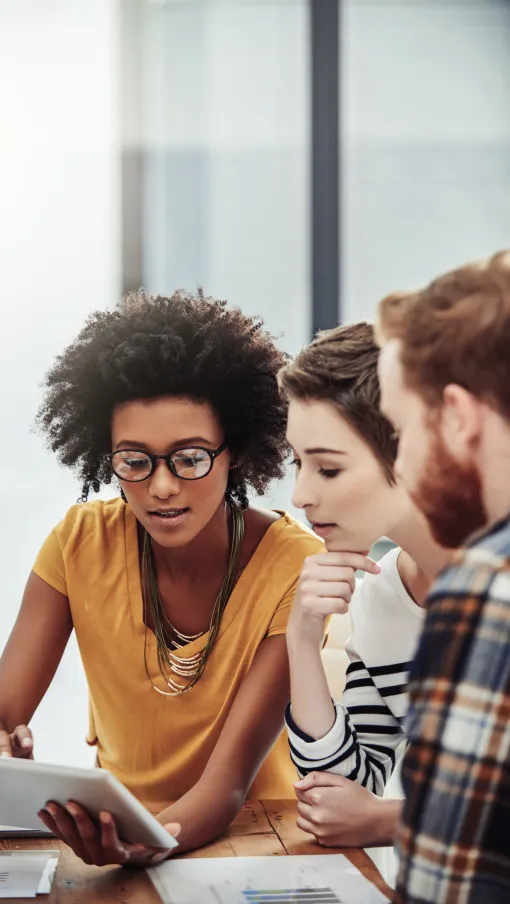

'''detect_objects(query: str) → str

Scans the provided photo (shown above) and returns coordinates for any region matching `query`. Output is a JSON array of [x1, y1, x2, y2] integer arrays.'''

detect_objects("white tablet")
[[0, 758, 178, 849]]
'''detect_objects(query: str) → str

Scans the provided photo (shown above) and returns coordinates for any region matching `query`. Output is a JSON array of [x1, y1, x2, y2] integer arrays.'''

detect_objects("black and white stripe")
[[286, 657, 410, 794], [285, 547, 424, 796]]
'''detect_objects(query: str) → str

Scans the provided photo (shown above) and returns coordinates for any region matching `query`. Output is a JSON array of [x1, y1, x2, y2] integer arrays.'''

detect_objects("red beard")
[[410, 429, 487, 549]]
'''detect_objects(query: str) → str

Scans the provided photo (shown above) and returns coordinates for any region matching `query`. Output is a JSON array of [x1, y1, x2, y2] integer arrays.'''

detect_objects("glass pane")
[[127, 0, 310, 515], [140, 0, 309, 355], [341, 0, 510, 321]]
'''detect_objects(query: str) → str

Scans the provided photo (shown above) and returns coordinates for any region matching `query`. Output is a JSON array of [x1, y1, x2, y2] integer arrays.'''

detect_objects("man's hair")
[[279, 321, 397, 482], [37, 288, 290, 508], [376, 250, 510, 416]]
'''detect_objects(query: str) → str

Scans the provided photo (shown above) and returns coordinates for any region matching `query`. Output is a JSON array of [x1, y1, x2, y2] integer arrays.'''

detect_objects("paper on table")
[[0, 851, 59, 898], [148, 854, 390, 904], [38, 856, 59, 894]]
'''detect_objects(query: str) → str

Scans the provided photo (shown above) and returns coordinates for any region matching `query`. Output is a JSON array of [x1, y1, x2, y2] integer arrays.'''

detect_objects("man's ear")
[[440, 384, 483, 459]]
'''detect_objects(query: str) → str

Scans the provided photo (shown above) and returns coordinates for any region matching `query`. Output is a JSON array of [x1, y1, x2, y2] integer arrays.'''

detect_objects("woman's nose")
[[292, 467, 316, 510], [148, 460, 181, 499]]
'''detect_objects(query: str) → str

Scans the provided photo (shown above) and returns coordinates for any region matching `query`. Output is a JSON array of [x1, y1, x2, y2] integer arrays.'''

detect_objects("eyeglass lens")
[[111, 448, 213, 481]]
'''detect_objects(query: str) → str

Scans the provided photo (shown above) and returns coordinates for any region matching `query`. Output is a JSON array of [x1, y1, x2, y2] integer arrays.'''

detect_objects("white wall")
[[0, 0, 120, 764], [342, 0, 510, 321]]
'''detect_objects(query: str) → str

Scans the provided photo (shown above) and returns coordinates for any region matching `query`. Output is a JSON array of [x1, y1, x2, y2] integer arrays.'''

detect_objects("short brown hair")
[[376, 250, 510, 417], [279, 322, 397, 482]]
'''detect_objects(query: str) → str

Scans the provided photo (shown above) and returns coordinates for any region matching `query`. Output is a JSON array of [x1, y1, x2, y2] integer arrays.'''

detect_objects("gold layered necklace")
[[142, 502, 245, 696]]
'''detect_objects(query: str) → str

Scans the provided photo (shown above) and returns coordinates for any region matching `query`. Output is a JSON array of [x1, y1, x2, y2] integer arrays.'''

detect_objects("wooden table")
[[0, 800, 391, 902]]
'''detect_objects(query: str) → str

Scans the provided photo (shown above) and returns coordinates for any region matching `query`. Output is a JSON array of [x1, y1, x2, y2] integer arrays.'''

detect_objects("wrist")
[[371, 798, 402, 846], [287, 615, 325, 649]]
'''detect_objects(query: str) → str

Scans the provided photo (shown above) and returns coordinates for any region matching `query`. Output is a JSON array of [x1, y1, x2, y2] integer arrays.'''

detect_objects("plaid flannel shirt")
[[395, 514, 510, 904]]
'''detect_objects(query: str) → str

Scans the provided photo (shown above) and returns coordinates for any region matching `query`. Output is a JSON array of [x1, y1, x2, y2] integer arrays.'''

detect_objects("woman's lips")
[[147, 509, 190, 529], [310, 522, 337, 538]]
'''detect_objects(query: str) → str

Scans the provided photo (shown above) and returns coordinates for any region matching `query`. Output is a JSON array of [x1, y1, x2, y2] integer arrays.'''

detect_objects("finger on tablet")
[[46, 801, 91, 864], [11, 725, 34, 759], [11, 725, 33, 752], [99, 811, 128, 865], [38, 808, 58, 834], [66, 800, 105, 866], [0, 729, 12, 757]]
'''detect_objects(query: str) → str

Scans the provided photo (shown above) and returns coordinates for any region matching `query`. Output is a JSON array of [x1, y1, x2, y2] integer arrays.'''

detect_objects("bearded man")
[[377, 251, 510, 904]]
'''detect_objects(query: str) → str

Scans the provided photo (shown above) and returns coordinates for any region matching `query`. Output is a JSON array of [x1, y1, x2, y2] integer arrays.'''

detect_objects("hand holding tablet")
[[38, 800, 180, 868], [0, 758, 180, 868]]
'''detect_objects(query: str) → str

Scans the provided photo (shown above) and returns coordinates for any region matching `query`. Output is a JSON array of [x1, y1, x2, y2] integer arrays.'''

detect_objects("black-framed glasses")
[[109, 443, 228, 483]]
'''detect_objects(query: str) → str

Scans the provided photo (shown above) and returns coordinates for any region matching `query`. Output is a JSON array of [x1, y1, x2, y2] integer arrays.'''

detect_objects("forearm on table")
[[287, 630, 336, 740], [156, 778, 245, 854]]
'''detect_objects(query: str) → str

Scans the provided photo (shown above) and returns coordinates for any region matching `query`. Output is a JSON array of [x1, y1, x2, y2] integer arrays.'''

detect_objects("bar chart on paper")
[[149, 855, 389, 904], [243, 890, 340, 903]]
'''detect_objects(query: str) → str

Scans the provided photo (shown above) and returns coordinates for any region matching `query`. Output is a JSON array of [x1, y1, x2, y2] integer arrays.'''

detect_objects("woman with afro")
[[0, 289, 322, 866]]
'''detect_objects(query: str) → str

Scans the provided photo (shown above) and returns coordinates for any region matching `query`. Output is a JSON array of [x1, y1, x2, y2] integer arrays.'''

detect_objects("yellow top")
[[33, 499, 323, 802]]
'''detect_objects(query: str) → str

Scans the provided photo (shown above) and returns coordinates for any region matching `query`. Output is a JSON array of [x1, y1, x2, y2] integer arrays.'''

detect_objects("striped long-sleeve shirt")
[[286, 547, 424, 795]]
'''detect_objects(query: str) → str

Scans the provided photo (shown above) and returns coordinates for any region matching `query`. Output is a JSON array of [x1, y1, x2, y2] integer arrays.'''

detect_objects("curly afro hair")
[[37, 288, 290, 509]]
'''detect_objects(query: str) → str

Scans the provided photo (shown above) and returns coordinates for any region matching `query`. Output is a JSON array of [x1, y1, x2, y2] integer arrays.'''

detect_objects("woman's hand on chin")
[[38, 800, 180, 868], [287, 551, 380, 647]]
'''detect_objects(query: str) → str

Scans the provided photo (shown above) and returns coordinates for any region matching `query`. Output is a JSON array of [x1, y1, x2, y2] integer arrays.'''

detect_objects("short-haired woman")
[[279, 322, 450, 852]]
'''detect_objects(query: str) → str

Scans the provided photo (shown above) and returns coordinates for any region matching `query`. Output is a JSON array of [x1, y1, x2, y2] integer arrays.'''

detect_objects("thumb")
[[12, 725, 33, 751], [294, 771, 322, 791], [164, 822, 181, 840], [295, 772, 348, 791]]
